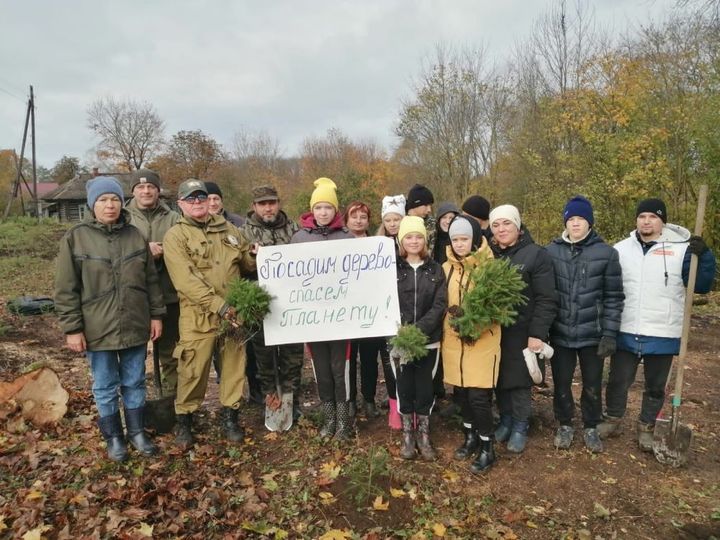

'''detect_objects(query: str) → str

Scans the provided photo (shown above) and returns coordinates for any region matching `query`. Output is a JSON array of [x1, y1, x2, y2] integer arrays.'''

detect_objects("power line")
[[0, 85, 26, 103], [0, 75, 26, 96]]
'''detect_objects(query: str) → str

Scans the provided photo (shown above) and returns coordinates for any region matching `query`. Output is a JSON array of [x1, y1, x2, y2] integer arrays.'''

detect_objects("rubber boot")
[[292, 394, 303, 422], [98, 412, 128, 462], [416, 415, 437, 461], [470, 438, 496, 473], [364, 400, 379, 418], [174, 413, 193, 449], [454, 426, 480, 460], [124, 407, 158, 457], [494, 414, 513, 443], [400, 414, 416, 460], [597, 415, 623, 439], [319, 401, 336, 438], [637, 421, 654, 453], [387, 398, 401, 431], [349, 400, 357, 419], [220, 407, 244, 442], [507, 420, 529, 453], [334, 401, 353, 441]]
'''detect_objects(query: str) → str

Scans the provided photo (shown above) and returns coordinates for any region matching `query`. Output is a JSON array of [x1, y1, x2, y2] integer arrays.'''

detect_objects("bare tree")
[[231, 128, 283, 171], [396, 45, 506, 201], [87, 97, 165, 171]]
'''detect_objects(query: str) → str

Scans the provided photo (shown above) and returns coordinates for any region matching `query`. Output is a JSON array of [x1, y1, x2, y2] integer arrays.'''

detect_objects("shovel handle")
[[152, 342, 163, 397], [672, 185, 708, 417]]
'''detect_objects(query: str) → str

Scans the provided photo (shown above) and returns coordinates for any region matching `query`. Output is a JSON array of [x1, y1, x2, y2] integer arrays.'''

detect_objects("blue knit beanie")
[[86, 176, 124, 208], [563, 195, 594, 226]]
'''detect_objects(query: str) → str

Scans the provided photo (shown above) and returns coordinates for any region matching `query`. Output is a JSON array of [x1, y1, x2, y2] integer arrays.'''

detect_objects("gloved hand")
[[389, 346, 412, 367], [688, 235, 709, 256], [597, 336, 616, 358]]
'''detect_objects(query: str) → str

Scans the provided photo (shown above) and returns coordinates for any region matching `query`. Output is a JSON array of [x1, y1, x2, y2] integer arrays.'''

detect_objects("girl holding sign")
[[392, 216, 447, 460], [291, 178, 354, 440]]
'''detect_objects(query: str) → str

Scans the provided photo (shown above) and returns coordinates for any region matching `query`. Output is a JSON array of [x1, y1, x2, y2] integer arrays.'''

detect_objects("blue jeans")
[[87, 344, 147, 418]]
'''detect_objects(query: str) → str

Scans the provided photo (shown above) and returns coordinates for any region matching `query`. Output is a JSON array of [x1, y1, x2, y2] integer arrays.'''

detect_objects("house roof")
[[19, 182, 60, 198], [42, 172, 175, 201]]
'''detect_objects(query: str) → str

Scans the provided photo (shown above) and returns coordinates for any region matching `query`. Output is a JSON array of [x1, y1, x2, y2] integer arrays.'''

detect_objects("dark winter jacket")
[[125, 198, 180, 304], [223, 210, 245, 227], [433, 202, 460, 265], [490, 228, 558, 389], [396, 257, 447, 343], [54, 209, 166, 351], [546, 229, 624, 348], [290, 212, 353, 243]]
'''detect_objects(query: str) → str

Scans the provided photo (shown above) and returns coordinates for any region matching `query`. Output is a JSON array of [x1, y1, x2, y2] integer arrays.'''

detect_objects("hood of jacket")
[[627, 222, 690, 244], [298, 210, 346, 233]]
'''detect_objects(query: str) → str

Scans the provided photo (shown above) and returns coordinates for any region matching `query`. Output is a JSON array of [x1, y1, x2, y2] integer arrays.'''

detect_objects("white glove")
[[523, 347, 543, 384], [537, 342, 554, 360], [390, 346, 412, 367]]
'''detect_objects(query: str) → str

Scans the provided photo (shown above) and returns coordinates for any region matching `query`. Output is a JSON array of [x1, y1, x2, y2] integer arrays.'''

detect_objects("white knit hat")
[[381, 195, 406, 218], [489, 204, 522, 230]]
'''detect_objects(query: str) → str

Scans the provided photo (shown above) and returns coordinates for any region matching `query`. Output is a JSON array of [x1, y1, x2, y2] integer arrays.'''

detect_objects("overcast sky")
[[0, 0, 680, 169]]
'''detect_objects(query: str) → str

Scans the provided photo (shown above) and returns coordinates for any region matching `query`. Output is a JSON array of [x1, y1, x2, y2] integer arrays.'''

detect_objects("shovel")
[[653, 184, 708, 467], [264, 346, 293, 432], [144, 343, 176, 434]]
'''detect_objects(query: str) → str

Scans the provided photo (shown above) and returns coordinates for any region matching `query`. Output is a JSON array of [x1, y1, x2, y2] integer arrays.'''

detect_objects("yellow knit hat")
[[398, 215, 427, 244], [310, 177, 339, 210]]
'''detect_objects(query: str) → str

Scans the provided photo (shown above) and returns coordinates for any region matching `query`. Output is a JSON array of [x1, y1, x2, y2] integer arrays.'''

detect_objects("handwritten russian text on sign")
[[257, 237, 401, 345]]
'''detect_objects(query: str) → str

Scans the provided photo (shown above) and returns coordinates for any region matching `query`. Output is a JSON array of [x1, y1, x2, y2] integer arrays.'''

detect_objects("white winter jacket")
[[614, 223, 690, 339]]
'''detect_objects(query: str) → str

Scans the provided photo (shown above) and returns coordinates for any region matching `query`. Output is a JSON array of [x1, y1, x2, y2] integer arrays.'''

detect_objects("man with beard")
[[241, 185, 305, 421], [126, 169, 180, 394]]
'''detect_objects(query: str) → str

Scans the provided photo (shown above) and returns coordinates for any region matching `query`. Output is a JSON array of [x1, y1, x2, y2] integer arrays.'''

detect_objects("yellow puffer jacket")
[[441, 238, 501, 389], [163, 214, 256, 340]]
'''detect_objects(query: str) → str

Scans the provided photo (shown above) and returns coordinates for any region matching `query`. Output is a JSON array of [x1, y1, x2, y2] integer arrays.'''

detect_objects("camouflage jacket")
[[241, 210, 298, 247], [425, 214, 437, 256]]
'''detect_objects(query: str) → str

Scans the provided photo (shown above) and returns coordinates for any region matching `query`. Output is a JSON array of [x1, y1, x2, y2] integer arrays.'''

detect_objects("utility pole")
[[30, 86, 40, 220], [2, 85, 39, 220]]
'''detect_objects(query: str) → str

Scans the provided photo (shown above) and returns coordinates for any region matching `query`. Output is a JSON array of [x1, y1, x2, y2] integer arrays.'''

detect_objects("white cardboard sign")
[[257, 236, 401, 345]]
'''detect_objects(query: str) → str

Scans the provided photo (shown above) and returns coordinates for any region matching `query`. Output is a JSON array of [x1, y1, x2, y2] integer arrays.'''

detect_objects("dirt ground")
[[1, 301, 719, 539]]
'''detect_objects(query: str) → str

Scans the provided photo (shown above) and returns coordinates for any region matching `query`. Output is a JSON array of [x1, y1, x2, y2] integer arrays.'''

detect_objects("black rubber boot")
[[400, 414, 416, 460], [454, 427, 480, 460], [416, 415, 437, 461], [319, 401, 336, 438], [174, 413, 194, 449], [124, 407, 158, 457], [98, 412, 128, 462], [470, 438, 496, 473], [334, 401, 353, 440], [220, 407, 244, 442]]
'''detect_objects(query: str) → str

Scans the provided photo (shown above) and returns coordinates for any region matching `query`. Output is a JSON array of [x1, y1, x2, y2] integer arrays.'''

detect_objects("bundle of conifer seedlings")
[[221, 277, 273, 343], [448, 257, 527, 344], [389, 324, 428, 365]]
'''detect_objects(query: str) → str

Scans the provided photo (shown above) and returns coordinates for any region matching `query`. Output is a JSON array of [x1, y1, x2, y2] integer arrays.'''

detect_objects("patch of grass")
[[0, 255, 57, 297], [0, 217, 69, 259]]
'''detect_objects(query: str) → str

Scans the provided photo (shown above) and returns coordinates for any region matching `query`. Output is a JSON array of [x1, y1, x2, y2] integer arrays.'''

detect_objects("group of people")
[[54, 172, 716, 475]]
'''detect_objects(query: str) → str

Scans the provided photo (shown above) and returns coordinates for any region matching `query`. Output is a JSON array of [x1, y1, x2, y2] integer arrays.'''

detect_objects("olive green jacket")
[[54, 210, 166, 351], [126, 198, 180, 304], [163, 214, 256, 340]]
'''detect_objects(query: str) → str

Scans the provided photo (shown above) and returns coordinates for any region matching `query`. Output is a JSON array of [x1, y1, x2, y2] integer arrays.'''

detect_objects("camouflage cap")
[[177, 179, 207, 199], [252, 185, 279, 202]]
